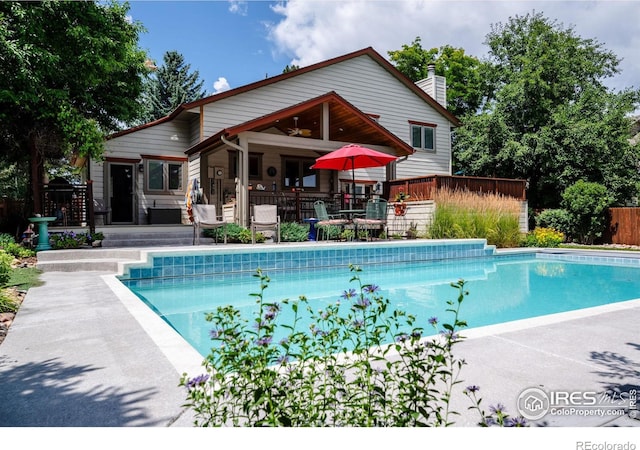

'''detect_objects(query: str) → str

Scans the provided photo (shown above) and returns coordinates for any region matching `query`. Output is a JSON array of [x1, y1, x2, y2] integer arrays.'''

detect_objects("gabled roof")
[[109, 47, 460, 140], [185, 91, 415, 156]]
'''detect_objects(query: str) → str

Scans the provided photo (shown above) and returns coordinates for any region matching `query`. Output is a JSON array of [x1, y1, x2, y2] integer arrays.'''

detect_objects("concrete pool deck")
[[1, 245, 639, 428]]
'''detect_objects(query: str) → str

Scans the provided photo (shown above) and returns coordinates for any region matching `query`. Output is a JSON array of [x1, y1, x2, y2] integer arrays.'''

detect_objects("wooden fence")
[[386, 175, 527, 202], [605, 207, 640, 246]]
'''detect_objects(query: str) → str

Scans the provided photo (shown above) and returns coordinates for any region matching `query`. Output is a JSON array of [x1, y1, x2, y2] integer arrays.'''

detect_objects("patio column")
[[221, 135, 249, 227]]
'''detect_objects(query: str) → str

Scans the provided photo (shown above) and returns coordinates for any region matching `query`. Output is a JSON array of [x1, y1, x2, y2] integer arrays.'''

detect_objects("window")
[[144, 158, 185, 194], [228, 151, 263, 180], [283, 157, 317, 189], [409, 121, 436, 152]]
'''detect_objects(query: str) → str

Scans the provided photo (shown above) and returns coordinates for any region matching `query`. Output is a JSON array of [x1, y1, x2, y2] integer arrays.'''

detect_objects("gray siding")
[[200, 55, 453, 178]]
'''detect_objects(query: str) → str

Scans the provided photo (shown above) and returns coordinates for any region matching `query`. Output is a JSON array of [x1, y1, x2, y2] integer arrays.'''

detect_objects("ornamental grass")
[[428, 189, 522, 248]]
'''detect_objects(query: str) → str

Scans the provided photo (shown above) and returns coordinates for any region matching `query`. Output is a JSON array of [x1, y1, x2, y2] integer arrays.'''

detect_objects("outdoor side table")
[[303, 217, 320, 241]]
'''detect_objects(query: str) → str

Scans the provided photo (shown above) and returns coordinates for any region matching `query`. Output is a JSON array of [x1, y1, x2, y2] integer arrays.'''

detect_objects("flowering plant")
[[180, 266, 517, 426], [49, 231, 87, 249], [394, 191, 410, 203]]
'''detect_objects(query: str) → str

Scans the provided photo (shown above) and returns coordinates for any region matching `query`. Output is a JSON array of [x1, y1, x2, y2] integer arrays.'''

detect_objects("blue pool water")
[[122, 250, 640, 358]]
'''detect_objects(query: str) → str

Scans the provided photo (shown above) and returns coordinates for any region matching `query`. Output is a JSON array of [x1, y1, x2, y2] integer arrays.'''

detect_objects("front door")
[[109, 163, 135, 224]]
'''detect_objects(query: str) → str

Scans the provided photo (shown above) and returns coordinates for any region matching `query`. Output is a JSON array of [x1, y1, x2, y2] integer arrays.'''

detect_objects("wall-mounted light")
[[138, 163, 144, 173]]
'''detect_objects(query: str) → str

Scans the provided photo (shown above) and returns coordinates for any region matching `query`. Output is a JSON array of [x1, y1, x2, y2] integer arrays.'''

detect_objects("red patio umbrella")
[[311, 144, 397, 196]]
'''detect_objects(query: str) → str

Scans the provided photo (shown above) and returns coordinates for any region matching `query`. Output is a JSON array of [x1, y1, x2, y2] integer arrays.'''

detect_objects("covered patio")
[[184, 91, 414, 227]]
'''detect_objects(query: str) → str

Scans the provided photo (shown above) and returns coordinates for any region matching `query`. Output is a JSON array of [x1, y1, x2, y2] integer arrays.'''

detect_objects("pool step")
[[36, 248, 144, 273]]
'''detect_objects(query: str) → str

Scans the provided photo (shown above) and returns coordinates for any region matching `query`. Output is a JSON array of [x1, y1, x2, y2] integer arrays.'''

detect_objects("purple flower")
[[186, 374, 209, 388], [356, 297, 371, 308], [209, 328, 222, 339], [255, 336, 272, 347], [352, 319, 364, 329], [506, 416, 527, 427], [411, 330, 422, 339], [396, 333, 409, 343], [341, 288, 357, 300], [465, 385, 480, 394], [428, 316, 438, 326], [363, 284, 380, 294], [440, 330, 460, 341], [489, 403, 506, 414], [277, 355, 290, 365]]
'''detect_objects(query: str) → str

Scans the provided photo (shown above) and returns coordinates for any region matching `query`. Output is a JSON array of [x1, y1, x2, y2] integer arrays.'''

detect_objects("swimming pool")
[[118, 241, 640, 357]]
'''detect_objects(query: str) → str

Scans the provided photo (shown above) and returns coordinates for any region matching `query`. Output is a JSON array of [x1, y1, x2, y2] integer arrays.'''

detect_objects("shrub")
[[50, 231, 87, 249], [204, 224, 264, 244], [280, 222, 309, 242], [180, 267, 526, 427], [0, 250, 13, 286], [0, 233, 15, 247], [521, 227, 565, 248], [535, 208, 572, 236], [428, 189, 522, 248], [1, 241, 35, 258], [561, 181, 613, 244]]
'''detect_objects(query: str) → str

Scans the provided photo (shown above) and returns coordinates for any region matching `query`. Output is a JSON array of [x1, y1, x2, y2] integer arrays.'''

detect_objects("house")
[[95, 47, 459, 227]]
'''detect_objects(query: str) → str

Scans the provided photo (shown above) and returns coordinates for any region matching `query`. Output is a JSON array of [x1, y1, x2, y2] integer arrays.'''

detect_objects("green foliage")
[[317, 224, 342, 240], [535, 209, 572, 236], [50, 231, 87, 249], [0, 233, 34, 258], [180, 267, 502, 426], [0, 1, 148, 212], [453, 12, 640, 208], [7, 266, 42, 290], [204, 223, 263, 244], [0, 250, 13, 287], [138, 50, 207, 123], [0, 292, 17, 314], [561, 180, 613, 244], [0, 234, 14, 247], [521, 227, 565, 248], [280, 222, 309, 242], [388, 37, 485, 117]]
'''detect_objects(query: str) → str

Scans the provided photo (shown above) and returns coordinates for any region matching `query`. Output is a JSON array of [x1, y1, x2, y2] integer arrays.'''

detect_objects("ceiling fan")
[[287, 116, 312, 137]]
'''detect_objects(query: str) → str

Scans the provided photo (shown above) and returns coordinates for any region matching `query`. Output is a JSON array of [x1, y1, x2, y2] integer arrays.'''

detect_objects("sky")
[[126, 0, 640, 97]]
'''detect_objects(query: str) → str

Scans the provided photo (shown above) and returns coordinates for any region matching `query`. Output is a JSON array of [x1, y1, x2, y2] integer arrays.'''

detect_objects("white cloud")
[[268, 1, 640, 92], [213, 77, 231, 93], [228, 1, 248, 16]]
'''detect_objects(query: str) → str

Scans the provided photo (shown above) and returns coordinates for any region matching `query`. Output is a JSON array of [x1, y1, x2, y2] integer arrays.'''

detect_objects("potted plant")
[[393, 191, 409, 216]]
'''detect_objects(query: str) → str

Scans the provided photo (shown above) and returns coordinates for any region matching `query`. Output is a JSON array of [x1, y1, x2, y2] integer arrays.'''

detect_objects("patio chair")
[[251, 204, 280, 244], [278, 193, 296, 222], [313, 200, 348, 241], [93, 198, 110, 226], [353, 198, 388, 240], [192, 204, 227, 245]]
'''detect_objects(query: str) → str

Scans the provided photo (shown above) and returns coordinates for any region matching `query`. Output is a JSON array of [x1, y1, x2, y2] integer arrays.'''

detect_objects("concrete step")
[[36, 248, 144, 273], [36, 258, 134, 273], [99, 228, 212, 248]]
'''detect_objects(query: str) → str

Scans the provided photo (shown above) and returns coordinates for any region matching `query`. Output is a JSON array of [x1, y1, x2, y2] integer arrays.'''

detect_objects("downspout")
[[388, 155, 409, 181], [221, 135, 248, 226]]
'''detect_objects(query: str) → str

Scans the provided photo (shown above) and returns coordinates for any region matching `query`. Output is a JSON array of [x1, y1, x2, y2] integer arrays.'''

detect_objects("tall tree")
[[453, 12, 640, 208], [0, 0, 147, 214], [140, 50, 207, 122], [388, 37, 486, 117]]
